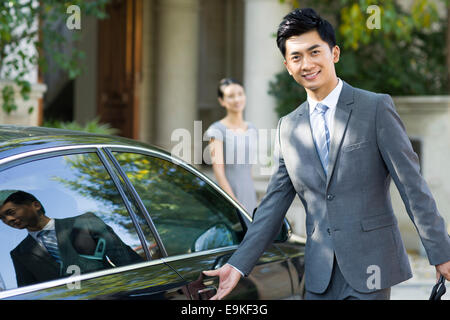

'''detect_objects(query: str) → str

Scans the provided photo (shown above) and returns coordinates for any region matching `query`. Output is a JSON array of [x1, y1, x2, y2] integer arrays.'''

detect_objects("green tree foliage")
[[271, 0, 449, 118], [0, 0, 109, 114]]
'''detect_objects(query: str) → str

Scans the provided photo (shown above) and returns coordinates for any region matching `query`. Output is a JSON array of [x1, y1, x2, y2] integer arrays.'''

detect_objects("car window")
[[0, 152, 159, 290], [113, 152, 245, 256]]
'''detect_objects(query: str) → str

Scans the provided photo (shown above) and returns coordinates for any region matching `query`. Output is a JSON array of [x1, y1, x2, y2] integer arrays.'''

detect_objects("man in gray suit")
[[204, 8, 450, 300]]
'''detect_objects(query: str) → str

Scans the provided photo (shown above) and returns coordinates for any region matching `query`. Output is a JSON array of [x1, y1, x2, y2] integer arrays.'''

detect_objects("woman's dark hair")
[[276, 8, 336, 57], [3, 191, 46, 215], [217, 78, 243, 99]]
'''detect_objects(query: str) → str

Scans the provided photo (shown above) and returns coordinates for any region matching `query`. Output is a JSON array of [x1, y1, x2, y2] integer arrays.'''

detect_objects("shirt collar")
[[28, 218, 55, 239], [308, 78, 343, 115]]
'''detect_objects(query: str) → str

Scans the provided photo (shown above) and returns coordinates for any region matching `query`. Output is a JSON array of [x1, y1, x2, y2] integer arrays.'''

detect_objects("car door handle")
[[203, 279, 215, 287], [198, 286, 217, 300]]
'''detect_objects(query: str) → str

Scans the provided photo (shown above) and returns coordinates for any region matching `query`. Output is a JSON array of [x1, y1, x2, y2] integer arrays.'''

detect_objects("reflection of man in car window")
[[0, 190, 142, 287]]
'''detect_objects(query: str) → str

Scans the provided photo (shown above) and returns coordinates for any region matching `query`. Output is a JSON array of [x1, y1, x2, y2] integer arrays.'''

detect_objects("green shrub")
[[42, 118, 118, 135]]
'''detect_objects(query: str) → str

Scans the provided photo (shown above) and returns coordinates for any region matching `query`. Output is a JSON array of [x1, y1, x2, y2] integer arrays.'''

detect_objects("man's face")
[[0, 201, 41, 230], [283, 30, 340, 99]]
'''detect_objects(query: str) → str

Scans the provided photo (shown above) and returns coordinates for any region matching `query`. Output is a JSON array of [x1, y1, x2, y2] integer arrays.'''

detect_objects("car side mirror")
[[274, 218, 292, 243]]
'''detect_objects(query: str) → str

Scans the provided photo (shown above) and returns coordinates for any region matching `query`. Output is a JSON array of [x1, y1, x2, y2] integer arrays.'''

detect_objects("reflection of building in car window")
[[0, 190, 142, 287]]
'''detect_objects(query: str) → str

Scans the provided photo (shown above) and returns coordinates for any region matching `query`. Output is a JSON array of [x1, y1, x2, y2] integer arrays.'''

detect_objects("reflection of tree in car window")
[[54, 155, 128, 224], [113, 153, 245, 256], [54, 154, 157, 252]]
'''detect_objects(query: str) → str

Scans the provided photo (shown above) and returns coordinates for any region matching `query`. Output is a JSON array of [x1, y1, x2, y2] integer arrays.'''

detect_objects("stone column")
[[243, 0, 290, 171], [155, 0, 200, 161]]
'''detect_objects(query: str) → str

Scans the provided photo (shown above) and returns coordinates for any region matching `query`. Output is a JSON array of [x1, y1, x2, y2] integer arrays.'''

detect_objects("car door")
[[0, 148, 189, 300], [109, 148, 294, 300], [273, 241, 306, 299]]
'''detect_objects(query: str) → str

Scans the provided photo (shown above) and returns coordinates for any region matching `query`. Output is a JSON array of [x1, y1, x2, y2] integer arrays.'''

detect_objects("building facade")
[[72, 0, 289, 155], [10, 0, 449, 253]]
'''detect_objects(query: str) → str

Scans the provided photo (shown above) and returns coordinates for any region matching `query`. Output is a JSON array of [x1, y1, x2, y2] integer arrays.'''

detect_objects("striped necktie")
[[37, 229, 62, 264], [311, 103, 330, 174]]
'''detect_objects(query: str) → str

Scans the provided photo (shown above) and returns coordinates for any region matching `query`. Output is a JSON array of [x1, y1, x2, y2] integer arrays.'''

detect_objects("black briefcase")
[[429, 275, 446, 300]]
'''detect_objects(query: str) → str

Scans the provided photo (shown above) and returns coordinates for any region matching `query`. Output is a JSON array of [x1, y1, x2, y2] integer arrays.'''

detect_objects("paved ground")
[[391, 254, 449, 300]]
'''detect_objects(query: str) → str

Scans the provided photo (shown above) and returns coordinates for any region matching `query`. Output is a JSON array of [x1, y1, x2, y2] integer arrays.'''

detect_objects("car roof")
[[0, 125, 170, 161]]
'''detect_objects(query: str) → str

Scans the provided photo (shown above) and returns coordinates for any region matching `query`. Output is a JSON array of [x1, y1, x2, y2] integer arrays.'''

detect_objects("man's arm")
[[376, 94, 450, 280]]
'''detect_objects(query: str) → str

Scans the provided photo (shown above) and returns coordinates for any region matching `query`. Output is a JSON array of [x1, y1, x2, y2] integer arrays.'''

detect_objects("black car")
[[0, 125, 305, 300]]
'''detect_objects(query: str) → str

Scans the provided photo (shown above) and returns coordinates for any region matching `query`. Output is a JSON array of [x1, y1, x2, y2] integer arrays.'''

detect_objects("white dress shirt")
[[307, 78, 343, 139], [29, 218, 56, 248]]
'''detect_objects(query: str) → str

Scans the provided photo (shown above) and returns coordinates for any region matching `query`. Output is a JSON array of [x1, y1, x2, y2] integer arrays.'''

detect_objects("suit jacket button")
[[327, 194, 334, 201], [327, 228, 331, 235]]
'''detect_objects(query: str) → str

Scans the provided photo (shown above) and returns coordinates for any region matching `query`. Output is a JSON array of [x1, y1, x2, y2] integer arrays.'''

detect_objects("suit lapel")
[[296, 101, 327, 182], [21, 235, 46, 259], [326, 81, 354, 187], [20, 234, 58, 265]]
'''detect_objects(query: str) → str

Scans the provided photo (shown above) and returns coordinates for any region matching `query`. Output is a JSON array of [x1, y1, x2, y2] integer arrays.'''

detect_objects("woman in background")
[[205, 78, 258, 215]]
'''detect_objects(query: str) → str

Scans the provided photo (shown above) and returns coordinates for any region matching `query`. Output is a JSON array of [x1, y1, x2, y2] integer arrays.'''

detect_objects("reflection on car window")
[[113, 152, 245, 256], [0, 153, 158, 290]]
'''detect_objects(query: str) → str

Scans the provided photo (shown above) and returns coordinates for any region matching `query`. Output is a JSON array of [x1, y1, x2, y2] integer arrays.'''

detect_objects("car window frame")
[[0, 145, 160, 294], [105, 146, 253, 256], [0, 143, 254, 299], [95, 148, 155, 260], [102, 148, 169, 257]]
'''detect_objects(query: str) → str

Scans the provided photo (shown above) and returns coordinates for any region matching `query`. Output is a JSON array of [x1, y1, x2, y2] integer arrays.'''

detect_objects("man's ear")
[[332, 45, 340, 63], [32, 201, 42, 213]]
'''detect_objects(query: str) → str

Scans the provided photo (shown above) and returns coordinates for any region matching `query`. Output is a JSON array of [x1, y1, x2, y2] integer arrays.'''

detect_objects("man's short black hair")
[[276, 8, 337, 57], [3, 191, 46, 215]]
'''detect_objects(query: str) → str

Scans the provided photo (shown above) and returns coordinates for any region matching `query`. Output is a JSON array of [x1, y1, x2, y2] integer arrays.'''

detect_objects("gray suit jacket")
[[228, 81, 450, 293]]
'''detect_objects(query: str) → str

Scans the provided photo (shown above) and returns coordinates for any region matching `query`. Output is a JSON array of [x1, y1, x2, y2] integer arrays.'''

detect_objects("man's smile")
[[302, 70, 321, 80]]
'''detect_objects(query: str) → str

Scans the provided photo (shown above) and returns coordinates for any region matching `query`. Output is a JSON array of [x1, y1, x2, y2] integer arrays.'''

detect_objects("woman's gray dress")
[[205, 121, 258, 214]]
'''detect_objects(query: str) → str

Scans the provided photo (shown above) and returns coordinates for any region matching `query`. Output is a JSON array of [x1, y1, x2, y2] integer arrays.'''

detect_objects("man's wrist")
[[227, 263, 245, 277]]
